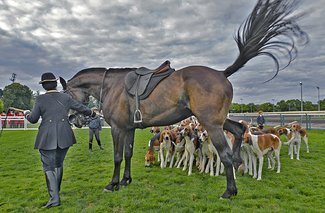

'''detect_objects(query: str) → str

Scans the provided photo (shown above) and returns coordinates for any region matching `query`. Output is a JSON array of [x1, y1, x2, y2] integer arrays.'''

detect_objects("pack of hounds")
[[145, 117, 309, 181]]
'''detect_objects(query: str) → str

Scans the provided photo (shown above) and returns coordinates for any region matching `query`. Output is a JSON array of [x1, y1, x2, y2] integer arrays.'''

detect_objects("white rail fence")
[[0, 116, 111, 130], [2, 111, 325, 130], [229, 111, 325, 130]]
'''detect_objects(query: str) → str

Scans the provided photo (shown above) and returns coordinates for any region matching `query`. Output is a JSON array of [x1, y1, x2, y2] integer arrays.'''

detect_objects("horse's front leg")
[[104, 127, 125, 192], [223, 119, 246, 172], [120, 130, 135, 187]]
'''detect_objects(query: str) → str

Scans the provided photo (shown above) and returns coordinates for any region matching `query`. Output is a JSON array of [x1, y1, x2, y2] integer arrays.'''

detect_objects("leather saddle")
[[124, 60, 175, 123]]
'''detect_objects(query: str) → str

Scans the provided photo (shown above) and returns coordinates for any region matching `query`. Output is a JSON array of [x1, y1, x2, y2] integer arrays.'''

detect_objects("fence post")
[[24, 117, 27, 130], [309, 115, 312, 129]]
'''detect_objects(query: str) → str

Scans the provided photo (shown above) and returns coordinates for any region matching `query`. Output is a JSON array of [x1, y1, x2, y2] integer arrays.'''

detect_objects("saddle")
[[124, 60, 175, 123]]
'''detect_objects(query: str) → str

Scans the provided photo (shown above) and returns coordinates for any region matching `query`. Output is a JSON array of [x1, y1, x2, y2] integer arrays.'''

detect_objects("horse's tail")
[[223, 0, 309, 80]]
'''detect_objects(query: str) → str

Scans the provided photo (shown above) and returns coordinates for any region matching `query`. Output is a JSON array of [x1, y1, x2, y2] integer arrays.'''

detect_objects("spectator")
[[8, 110, 15, 128], [18, 111, 24, 128], [86, 107, 104, 152], [1, 111, 6, 128], [257, 110, 265, 130]]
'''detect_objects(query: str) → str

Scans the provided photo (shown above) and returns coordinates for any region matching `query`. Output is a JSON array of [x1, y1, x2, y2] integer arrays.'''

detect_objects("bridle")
[[63, 68, 108, 112], [63, 88, 89, 106]]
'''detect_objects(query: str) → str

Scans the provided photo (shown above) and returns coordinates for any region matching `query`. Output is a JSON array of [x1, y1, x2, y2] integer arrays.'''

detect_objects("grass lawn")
[[0, 127, 325, 212]]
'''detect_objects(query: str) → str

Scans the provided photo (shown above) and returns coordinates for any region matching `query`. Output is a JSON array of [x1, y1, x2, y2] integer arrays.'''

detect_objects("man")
[[257, 110, 266, 130], [25, 72, 96, 209], [18, 111, 24, 128], [86, 107, 104, 152]]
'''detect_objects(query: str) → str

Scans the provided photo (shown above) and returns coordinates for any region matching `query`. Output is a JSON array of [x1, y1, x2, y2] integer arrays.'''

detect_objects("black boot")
[[98, 141, 104, 150], [55, 167, 63, 193], [41, 171, 60, 208], [89, 142, 92, 152]]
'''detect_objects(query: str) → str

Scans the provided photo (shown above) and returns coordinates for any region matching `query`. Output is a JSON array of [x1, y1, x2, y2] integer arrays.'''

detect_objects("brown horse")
[[60, 0, 308, 199]]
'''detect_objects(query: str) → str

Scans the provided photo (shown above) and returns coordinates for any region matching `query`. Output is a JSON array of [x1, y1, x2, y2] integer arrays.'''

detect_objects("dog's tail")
[[223, 0, 309, 81], [282, 140, 292, 146]]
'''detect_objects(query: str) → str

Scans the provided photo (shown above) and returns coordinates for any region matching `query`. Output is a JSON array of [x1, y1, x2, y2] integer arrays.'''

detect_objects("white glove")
[[96, 113, 103, 117], [24, 110, 30, 118]]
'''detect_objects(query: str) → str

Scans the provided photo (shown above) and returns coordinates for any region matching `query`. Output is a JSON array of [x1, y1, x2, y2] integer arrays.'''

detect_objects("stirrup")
[[134, 109, 142, 123]]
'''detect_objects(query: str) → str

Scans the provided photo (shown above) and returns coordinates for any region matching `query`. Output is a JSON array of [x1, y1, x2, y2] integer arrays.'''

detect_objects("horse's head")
[[60, 77, 90, 128]]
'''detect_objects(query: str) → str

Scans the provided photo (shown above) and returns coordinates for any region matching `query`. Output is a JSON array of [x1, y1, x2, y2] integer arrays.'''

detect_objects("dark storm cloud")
[[0, 0, 324, 104]]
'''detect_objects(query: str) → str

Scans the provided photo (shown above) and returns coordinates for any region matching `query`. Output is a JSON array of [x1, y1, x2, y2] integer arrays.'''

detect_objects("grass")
[[1, 127, 325, 212]]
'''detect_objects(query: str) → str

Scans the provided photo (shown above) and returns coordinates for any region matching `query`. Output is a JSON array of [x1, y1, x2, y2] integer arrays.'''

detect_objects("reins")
[[99, 69, 108, 112]]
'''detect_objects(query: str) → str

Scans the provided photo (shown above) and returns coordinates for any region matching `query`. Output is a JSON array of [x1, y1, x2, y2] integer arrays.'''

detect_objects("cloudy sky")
[[0, 0, 324, 105]]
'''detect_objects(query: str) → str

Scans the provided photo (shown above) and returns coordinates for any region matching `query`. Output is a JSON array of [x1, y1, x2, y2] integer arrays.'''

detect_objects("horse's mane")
[[69, 67, 137, 81]]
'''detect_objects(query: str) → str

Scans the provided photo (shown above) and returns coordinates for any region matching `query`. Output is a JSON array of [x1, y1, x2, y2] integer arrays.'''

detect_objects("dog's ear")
[[296, 125, 301, 131], [299, 129, 304, 135], [159, 131, 164, 142], [249, 136, 253, 146], [170, 130, 176, 140], [151, 156, 156, 164]]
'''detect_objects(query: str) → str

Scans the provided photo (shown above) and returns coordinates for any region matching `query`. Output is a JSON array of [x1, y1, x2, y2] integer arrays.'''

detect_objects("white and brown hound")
[[150, 126, 161, 135], [145, 132, 161, 167], [243, 132, 281, 180], [159, 130, 176, 168], [283, 123, 309, 160], [177, 125, 200, 175]]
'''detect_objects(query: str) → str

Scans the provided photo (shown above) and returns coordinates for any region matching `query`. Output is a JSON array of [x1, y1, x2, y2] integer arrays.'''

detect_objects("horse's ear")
[[59, 77, 67, 90]]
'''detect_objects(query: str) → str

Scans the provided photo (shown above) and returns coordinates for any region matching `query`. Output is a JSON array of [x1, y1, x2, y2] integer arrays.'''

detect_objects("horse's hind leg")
[[120, 130, 135, 187], [104, 127, 125, 192], [223, 119, 246, 172], [208, 127, 237, 199]]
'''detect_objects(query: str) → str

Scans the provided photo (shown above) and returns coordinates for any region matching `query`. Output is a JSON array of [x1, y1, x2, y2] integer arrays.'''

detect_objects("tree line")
[[0, 83, 34, 113], [230, 99, 324, 113], [0, 83, 324, 113]]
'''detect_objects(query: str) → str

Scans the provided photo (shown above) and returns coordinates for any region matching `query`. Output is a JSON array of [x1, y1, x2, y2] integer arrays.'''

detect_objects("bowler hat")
[[91, 107, 98, 111], [39, 72, 57, 84]]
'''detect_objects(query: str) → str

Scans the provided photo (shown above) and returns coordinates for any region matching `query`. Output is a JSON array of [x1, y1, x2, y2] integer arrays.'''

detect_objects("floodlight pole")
[[300, 82, 303, 111], [272, 99, 275, 112], [240, 98, 243, 113]]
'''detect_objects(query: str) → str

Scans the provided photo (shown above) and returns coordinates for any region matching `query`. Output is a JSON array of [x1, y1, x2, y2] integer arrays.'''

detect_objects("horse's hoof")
[[220, 189, 237, 200], [103, 188, 113, 193], [219, 196, 230, 200]]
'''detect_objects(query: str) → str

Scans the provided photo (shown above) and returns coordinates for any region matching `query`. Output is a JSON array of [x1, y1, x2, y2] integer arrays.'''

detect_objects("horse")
[[60, 0, 308, 199]]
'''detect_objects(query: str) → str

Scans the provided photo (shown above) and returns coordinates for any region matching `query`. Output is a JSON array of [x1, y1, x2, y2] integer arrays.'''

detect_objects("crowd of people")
[[0, 110, 25, 128]]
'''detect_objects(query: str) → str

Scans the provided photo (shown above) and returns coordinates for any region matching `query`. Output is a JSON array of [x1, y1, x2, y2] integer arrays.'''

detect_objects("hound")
[[250, 127, 280, 137], [239, 120, 254, 175], [243, 132, 281, 180], [150, 126, 161, 135], [283, 123, 309, 160], [277, 123, 309, 156], [198, 131, 210, 173], [159, 130, 175, 168], [171, 135, 185, 167], [145, 132, 161, 167], [177, 125, 200, 175]]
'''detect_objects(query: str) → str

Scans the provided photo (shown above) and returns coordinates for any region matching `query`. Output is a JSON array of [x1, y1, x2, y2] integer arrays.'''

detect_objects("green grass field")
[[1, 127, 325, 212]]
